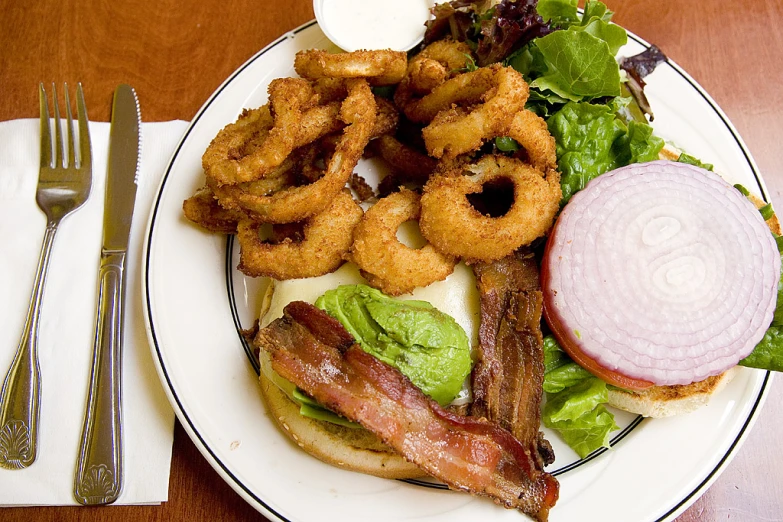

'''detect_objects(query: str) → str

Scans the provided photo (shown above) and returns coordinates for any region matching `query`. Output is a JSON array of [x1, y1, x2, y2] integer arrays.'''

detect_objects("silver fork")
[[0, 83, 92, 469]]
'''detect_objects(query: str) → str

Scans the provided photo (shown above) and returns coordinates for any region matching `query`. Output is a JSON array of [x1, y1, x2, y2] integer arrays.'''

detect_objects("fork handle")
[[0, 222, 58, 470], [74, 251, 125, 505]]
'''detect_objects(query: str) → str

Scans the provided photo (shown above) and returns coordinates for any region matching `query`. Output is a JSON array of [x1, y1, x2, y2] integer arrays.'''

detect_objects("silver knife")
[[74, 84, 140, 506]]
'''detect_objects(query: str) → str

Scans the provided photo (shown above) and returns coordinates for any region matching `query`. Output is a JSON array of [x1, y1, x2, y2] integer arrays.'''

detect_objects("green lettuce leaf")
[[611, 120, 666, 166], [543, 335, 594, 392], [547, 101, 623, 201], [292, 388, 361, 428], [541, 335, 619, 458], [536, 0, 579, 27], [577, 17, 627, 56], [547, 100, 664, 203], [543, 334, 570, 372], [507, 44, 548, 79], [544, 405, 619, 458], [524, 0, 626, 102], [581, 0, 615, 25], [773, 259, 783, 327], [543, 377, 608, 422], [740, 254, 783, 372], [677, 152, 714, 171], [537, 0, 614, 29], [530, 30, 622, 101], [544, 363, 595, 394], [740, 326, 783, 372]]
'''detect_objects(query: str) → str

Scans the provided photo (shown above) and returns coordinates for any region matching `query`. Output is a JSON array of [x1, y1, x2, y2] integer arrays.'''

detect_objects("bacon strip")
[[254, 301, 559, 521], [471, 249, 554, 467]]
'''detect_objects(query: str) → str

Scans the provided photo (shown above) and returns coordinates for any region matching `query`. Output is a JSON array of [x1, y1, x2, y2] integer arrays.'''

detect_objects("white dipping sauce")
[[314, 0, 434, 52]]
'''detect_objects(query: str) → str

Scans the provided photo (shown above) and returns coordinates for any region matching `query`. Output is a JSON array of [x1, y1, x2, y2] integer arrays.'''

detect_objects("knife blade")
[[74, 84, 141, 506], [102, 85, 141, 252]]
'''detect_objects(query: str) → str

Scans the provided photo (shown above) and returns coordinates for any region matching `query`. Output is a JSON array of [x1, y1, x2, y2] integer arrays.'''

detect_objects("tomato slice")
[[540, 233, 655, 392]]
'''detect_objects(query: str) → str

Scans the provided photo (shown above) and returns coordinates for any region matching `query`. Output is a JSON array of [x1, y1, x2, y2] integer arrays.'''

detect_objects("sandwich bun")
[[606, 367, 739, 418], [257, 359, 426, 478]]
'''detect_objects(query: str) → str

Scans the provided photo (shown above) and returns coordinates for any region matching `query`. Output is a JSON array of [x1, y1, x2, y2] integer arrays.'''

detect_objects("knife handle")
[[74, 251, 125, 505]]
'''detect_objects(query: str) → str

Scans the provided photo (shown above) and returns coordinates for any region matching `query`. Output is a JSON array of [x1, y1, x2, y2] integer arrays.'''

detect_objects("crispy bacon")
[[471, 249, 554, 467], [254, 301, 559, 521]]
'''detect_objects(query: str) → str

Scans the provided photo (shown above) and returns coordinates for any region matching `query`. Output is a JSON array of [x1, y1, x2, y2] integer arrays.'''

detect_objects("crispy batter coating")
[[420, 155, 561, 262], [349, 173, 375, 202], [372, 96, 399, 137], [419, 65, 530, 158], [348, 188, 457, 295], [394, 39, 474, 114], [295, 49, 407, 86], [203, 78, 314, 185], [507, 110, 557, 173], [371, 134, 436, 184], [237, 190, 363, 280], [215, 79, 377, 223], [182, 187, 244, 234]]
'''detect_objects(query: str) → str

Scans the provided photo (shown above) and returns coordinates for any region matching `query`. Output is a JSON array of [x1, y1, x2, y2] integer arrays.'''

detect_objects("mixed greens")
[[425, 0, 783, 459]]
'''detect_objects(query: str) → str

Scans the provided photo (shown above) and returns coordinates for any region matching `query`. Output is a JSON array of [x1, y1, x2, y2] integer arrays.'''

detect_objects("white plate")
[[142, 21, 774, 522]]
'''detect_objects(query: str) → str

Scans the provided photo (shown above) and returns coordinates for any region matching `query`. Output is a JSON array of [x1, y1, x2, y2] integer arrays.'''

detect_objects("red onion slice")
[[542, 160, 780, 386]]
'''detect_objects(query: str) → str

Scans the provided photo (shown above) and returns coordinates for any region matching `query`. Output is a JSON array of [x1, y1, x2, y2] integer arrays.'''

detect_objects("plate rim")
[[141, 18, 774, 522]]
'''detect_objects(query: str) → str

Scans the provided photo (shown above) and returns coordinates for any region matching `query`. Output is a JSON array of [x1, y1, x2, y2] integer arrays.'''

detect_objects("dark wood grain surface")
[[1, 0, 781, 520]]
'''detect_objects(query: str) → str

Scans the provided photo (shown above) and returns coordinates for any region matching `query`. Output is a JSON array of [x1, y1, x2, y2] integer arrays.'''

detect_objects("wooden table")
[[1, 0, 782, 520]]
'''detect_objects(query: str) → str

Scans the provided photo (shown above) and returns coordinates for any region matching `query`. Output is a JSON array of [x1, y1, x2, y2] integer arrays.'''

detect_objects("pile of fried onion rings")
[[184, 41, 562, 290]]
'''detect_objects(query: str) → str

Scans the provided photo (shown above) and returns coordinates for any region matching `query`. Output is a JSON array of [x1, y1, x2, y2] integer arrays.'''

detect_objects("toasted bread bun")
[[258, 368, 426, 479], [607, 367, 739, 417], [607, 146, 779, 417]]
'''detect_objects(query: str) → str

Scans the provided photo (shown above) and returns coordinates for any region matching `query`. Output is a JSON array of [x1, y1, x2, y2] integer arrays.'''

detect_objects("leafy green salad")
[[425, 0, 783, 458]]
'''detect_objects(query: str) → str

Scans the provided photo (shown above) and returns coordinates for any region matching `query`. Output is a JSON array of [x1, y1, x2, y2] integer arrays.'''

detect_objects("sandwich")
[[604, 149, 782, 418], [254, 260, 479, 479]]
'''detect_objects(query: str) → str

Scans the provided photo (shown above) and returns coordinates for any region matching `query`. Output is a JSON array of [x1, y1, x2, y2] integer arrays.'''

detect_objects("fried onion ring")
[[212, 80, 376, 223], [182, 187, 244, 234], [404, 65, 526, 123], [237, 190, 363, 279], [416, 65, 530, 158], [371, 134, 436, 183], [203, 78, 315, 185], [372, 96, 400, 137], [206, 141, 308, 215], [420, 155, 561, 262], [394, 39, 474, 113], [348, 188, 457, 295], [225, 102, 340, 165], [507, 109, 557, 173], [311, 78, 398, 137], [295, 49, 407, 86], [411, 39, 473, 91]]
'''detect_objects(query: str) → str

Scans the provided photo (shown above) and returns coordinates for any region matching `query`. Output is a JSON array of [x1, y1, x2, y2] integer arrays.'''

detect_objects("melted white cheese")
[[261, 261, 480, 348]]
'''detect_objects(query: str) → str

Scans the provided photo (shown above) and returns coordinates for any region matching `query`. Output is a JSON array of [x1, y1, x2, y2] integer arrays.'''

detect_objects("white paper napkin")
[[0, 118, 189, 505]]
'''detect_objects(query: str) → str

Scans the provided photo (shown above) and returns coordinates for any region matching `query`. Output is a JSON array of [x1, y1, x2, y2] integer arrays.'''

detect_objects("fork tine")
[[64, 83, 75, 169], [76, 83, 91, 170], [52, 83, 63, 169], [39, 83, 52, 169]]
